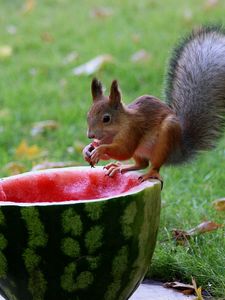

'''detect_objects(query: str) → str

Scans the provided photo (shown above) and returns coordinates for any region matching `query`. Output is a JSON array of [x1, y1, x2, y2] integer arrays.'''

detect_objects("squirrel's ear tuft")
[[109, 80, 121, 108], [91, 78, 103, 102]]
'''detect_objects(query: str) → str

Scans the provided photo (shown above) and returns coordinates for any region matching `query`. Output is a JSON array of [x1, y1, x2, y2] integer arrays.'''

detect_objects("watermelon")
[[0, 166, 161, 300]]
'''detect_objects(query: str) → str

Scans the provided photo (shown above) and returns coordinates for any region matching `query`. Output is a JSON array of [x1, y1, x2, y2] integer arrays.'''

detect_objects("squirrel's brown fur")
[[83, 26, 225, 184]]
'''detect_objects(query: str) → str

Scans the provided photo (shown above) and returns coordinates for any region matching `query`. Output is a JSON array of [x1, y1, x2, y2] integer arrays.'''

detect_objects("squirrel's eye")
[[102, 114, 111, 123]]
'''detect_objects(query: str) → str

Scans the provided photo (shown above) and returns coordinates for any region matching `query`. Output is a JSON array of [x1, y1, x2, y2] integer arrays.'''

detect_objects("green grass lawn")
[[0, 0, 225, 298]]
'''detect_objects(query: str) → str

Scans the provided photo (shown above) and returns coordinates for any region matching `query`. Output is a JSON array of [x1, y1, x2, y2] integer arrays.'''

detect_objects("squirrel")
[[83, 26, 225, 186]]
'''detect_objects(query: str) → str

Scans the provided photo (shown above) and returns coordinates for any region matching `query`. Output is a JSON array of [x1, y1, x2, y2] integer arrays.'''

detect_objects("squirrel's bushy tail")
[[165, 26, 225, 163]]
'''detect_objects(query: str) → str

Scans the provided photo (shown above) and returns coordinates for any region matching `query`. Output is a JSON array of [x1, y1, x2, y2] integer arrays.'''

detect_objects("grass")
[[0, 0, 225, 298]]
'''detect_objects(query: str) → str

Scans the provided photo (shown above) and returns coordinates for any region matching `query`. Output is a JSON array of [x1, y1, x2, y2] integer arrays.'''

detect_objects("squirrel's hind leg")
[[104, 156, 149, 177], [137, 114, 182, 188]]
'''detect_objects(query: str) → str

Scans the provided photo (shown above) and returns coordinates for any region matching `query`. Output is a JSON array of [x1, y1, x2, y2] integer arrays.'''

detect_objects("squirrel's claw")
[[104, 162, 122, 177], [104, 162, 121, 170], [90, 148, 102, 166], [83, 143, 96, 167], [138, 171, 163, 190], [105, 166, 121, 177]]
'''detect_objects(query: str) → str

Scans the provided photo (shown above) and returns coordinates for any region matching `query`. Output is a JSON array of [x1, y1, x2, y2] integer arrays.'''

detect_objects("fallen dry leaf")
[[188, 220, 223, 235], [72, 54, 113, 76], [164, 281, 195, 295], [204, 0, 219, 10], [0, 45, 13, 59], [212, 198, 225, 211], [0, 108, 11, 118], [131, 33, 141, 44], [67, 146, 75, 154], [183, 8, 193, 23], [22, 0, 36, 14], [31, 161, 78, 171], [3, 162, 26, 175], [90, 6, 114, 19], [31, 120, 59, 137], [15, 140, 44, 159], [131, 49, 151, 63], [164, 278, 204, 298], [41, 32, 54, 43], [62, 51, 78, 65], [172, 220, 223, 244], [29, 68, 38, 77], [6, 25, 17, 35]]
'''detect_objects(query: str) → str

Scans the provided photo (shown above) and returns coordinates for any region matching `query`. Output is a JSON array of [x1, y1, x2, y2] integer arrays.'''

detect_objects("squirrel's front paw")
[[83, 143, 95, 167], [104, 162, 122, 177], [90, 147, 105, 166]]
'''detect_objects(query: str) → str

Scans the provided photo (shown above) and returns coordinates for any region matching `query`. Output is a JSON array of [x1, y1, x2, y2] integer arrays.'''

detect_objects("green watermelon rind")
[[0, 167, 161, 300]]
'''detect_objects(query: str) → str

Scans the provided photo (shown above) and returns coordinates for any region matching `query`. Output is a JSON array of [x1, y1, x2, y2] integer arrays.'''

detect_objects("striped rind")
[[0, 168, 161, 300]]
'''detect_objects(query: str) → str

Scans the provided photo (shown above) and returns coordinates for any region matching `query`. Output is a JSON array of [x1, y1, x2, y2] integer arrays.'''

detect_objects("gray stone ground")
[[130, 280, 196, 300], [0, 281, 196, 300]]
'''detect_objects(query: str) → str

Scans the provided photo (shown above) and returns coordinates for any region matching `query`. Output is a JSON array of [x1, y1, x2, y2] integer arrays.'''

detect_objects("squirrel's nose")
[[87, 131, 95, 139]]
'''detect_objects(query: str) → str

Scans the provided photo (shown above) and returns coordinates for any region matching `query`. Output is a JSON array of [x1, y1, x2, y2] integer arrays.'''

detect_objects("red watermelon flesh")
[[0, 183, 6, 200], [0, 167, 146, 203]]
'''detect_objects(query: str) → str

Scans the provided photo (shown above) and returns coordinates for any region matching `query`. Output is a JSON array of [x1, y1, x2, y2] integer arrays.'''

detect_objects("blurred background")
[[0, 0, 224, 298], [1, 0, 225, 173]]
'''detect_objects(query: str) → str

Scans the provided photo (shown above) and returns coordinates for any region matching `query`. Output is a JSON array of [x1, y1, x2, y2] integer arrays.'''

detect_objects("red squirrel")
[[83, 27, 225, 185]]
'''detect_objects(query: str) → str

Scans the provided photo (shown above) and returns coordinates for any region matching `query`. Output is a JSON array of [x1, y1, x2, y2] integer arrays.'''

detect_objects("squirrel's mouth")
[[94, 136, 113, 146]]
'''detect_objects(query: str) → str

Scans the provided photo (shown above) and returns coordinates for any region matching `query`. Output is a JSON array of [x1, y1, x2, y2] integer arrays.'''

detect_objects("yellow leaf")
[[74, 141, 85, 153], [15, 140, 43, 159], [0, 45, 13, 59], [23, 0, 36, 14], [192, 277, 204, 300], [212, 198, 225, 211], [3, 162, 26, 175]]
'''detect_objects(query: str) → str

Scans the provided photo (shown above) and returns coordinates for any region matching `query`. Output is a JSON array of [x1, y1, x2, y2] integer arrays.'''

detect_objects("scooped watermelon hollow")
[[0, 167, 150, 204], [0, 167, 161, 300]]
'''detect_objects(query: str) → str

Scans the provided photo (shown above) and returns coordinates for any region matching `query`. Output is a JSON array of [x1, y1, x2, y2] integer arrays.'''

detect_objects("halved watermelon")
[[0, 167, 161, 300]]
